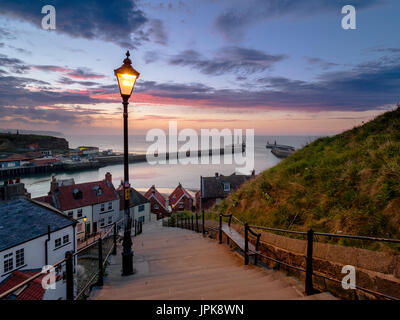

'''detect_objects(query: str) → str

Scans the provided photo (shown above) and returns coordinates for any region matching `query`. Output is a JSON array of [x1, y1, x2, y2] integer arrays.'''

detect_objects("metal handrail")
[[0, 257, 67, 299], [1, 221, 122, 301]]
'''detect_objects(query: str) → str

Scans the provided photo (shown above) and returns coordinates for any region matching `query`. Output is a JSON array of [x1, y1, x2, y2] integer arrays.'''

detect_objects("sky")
[[0, 0, 399, 136]]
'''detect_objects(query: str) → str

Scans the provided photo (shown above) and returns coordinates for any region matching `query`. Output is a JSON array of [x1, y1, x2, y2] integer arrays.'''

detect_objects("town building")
[[197, 172, 255, 211], [144, 185, 169, 219], [169, 183, 194, 212], [117, 185, 151, 224], [0, 198, 77, 300], [34, 173, 119, 240]]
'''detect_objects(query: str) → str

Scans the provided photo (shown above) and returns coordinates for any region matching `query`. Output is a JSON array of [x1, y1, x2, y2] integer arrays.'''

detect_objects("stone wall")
[[203, 220, 400, 300]]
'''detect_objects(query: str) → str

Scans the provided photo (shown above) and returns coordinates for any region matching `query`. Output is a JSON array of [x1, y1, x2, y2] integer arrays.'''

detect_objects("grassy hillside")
[[0, 133, 69, 154], [214, 108, 400, 249]]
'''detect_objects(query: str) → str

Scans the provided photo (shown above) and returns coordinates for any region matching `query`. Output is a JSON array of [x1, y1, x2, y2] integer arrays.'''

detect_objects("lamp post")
[[114, 50, 140, 276]]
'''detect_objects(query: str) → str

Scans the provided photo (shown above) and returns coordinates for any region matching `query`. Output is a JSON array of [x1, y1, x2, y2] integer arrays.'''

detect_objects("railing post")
[[202, 210, 205, 236], [112, 223, 117, 255], [244, 223, 249, 265], [191, 216, 194, 231], [65, 251, 74, 300], [219, 214, 223, 244], [98, 237, 104, 286], [196, 213, 199, 232], [305, 228, 314, 295]]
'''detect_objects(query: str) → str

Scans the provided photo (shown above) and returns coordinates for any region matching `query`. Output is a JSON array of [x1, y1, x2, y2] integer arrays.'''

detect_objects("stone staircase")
[[90, 220, 336, 300]]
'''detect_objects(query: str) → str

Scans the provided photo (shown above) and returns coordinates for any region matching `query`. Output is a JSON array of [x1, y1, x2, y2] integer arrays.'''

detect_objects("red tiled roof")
[[144, 186, 166, 209], [53, 180, 118, 211], [0, 271, 45, 300], [169, 183, 192, 206], [33, 195, 55, 207]]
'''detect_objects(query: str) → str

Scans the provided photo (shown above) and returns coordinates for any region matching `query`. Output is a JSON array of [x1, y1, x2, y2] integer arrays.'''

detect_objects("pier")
[[0, 144, 246, 179]]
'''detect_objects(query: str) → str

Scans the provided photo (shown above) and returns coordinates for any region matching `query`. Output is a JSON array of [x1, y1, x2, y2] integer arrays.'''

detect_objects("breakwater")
[[0, 145, 245, 179]]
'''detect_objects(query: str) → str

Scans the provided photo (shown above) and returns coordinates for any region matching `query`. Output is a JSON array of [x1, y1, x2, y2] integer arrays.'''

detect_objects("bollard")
[[244, 223, 249, 265], [65, 251, 74, 300], [98, 237, 104, 286], [112, 223, 117, 255], [305, 228, 314, 295], [196, 213, 199, 232], [219, 214, 223, 244]]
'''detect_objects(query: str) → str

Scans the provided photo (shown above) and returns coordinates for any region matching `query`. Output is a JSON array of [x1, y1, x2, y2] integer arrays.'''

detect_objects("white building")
[[0, 199, 77, 300], [117, 186, 151, 224], [34, 173, 120, 240]]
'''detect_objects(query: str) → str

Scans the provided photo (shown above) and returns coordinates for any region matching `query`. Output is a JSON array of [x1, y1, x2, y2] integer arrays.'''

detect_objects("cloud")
[[0, 53, 29, 73], [304, 57, 339, 70], [58, 77, 100, 87], [169, 46, 287, 76], [33, 65, 106, 80], [214, 0, 384, 40], [146, 19, 168, 45], [135, 55, 400, 111], [0, 0, 155, 48]]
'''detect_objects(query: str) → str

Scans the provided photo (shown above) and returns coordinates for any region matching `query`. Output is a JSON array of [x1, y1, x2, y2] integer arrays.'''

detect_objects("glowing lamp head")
[[83, 217, 87, 222], [114, 50, 140, 99]]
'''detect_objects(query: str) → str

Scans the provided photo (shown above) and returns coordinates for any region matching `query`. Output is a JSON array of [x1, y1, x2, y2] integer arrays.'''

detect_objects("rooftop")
[[0, 199, 75, 252], [201, 173, 253, 199]]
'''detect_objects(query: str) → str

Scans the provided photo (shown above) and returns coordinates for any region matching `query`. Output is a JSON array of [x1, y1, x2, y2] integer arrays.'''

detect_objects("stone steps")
[[91, 221, 336, 300]]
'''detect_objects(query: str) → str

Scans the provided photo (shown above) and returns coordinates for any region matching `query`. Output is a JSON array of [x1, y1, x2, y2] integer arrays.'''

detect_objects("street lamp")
[[115, 50, 140, 276]]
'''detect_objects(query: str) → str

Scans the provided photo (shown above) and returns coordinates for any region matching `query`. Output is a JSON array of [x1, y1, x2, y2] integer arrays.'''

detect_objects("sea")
[[23, 135, 321, 198]]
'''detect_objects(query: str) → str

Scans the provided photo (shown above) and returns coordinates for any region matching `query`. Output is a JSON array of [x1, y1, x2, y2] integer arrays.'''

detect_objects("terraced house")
[[0, 199, 76, 300], [34, 173, 119, 240]]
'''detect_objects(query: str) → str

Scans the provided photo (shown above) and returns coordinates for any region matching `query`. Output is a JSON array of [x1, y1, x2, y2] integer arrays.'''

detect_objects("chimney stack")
[[50, 177, 59, 194]]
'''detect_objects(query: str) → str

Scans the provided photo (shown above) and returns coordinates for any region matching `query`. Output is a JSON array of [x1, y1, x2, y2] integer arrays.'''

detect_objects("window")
[[55, 238, 61, 248], [4, 253, 13, 273], [77, 209, 83, 217], [154, 204, 159, 209], [108, 202, 112, 210], [16, 249, 24, 268], [108, 216, 112, 225], [179, 203, 184, 209], [139, 216, 145, 223], [63, 235, 69, 244], [222, 182, 230, 192], [172, 195, 176, 200], [138, 205, 144, 212], [67, 211, 73, 217], [99, 218, 105, 227], [101, 203, 105, 212]]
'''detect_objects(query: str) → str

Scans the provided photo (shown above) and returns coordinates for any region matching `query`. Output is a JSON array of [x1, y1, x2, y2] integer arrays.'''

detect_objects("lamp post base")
[[121, 250, 134, 276]]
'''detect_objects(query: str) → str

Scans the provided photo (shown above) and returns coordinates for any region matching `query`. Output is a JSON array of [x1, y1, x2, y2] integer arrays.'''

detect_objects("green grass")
[[211, 108, 400, 251]]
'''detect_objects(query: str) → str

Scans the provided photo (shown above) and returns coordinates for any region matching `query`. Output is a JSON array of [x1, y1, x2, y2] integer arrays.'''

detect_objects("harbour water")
[[23, 135, 320, 198]]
